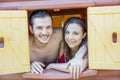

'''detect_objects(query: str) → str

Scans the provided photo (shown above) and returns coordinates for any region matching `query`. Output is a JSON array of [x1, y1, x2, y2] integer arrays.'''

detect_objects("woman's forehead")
[[66, 23, 82, 32]]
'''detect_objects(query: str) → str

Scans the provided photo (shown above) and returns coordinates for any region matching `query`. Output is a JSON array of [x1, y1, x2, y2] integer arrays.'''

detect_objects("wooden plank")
[[22, 69, 97, 79], [0, 0, 95, 10]]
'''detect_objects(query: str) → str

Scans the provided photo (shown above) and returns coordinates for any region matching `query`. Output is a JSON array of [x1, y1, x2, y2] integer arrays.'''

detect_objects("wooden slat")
[[97, 70, 120, 78], [0, 0, 120, 10], [18, 0, 95, 10], [94, 0, 120, 6], [0, 0, 95, 10], [22, 69, 97, 79]]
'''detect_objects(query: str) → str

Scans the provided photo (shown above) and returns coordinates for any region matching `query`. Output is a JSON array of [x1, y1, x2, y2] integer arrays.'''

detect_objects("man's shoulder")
[[53, 27, 62, 35], [50, 28, 62, 41], [29, 34, 35, 45], [53, 27, 62, 31]]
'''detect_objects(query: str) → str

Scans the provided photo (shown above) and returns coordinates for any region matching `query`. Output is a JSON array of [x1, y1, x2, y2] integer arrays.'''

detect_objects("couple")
[[29, 10, 88, 79]]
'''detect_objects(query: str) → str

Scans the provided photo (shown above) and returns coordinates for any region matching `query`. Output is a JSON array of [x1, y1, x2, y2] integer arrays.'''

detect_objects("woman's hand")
[[67, 57, 88, 79], [30, 61, 45, 74], [67, 58, 83, 79]]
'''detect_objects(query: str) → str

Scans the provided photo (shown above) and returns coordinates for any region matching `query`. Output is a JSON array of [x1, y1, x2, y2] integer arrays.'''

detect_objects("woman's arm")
[[66, 43, 88, 79], [48, 41, 88, 79], [47, 63, 69, 72], [47, 58, 89, 79]]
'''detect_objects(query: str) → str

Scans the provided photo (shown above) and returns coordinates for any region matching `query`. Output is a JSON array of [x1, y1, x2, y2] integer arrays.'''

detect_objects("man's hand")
[[30, 61, 45, 74], [67, 58, 83, 79]]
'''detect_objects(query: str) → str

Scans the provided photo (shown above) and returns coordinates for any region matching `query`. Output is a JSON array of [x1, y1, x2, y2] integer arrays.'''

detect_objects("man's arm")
[[47, 63, 69, 72], [67, 43, 88, 79], [74, 42, 87, 59]]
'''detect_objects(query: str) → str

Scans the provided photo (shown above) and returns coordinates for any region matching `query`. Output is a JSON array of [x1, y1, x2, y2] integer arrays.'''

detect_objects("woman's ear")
[[82, 32, 87, 39], [29, 25, 34, 34]]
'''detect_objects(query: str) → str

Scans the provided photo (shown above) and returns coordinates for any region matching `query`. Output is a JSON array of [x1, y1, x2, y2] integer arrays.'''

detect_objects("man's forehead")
[[33, 17, 52, 26]]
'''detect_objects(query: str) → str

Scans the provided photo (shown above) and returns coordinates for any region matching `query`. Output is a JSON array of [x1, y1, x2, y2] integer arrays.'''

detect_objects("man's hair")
[[30, 10, 52, 26]]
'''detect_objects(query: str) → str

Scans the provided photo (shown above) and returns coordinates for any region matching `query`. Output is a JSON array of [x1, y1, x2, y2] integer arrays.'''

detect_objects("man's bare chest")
[[30, 42, 60, 63]]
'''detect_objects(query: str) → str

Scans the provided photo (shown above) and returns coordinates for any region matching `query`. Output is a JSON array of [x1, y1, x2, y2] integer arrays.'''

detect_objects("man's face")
[[32, 16, 53, 43]]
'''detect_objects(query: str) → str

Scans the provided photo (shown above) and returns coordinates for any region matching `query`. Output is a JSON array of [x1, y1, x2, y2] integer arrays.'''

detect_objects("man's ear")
[[82, 32, 87, 39], [29, 25, 34, 34]]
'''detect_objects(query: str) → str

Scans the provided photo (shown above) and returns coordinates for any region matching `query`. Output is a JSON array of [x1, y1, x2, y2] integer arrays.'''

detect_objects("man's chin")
[[41, 41, 48, 44], [40, 39, 49, 44]]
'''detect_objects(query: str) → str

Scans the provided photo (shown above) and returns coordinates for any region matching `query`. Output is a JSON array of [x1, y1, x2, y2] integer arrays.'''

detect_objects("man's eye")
[[47, 26, 51, 29], [37, 26, 43, 29]]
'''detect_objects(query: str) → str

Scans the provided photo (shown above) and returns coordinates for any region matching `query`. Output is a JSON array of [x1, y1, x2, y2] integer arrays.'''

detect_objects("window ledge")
[[22, 69, 97, 79]]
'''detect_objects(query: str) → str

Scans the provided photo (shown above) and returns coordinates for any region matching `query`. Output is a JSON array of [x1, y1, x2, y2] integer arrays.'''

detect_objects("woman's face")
[[65, 23, 86, 48]]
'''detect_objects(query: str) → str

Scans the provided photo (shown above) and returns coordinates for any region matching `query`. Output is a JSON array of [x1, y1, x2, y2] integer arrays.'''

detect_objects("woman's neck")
[[70, 46, 79, 58]]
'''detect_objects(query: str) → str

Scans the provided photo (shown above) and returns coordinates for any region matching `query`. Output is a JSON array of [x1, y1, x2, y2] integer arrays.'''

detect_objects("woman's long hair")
[[62, 17, 87, 61]]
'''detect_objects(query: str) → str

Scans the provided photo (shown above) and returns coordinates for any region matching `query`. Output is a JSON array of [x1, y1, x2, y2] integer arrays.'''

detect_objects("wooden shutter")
[[88, 6, 120, 69], [0, 10, 30, 75]]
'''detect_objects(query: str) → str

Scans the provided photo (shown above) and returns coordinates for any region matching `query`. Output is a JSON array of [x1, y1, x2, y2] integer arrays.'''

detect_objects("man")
[[29, 10, 63, 74]]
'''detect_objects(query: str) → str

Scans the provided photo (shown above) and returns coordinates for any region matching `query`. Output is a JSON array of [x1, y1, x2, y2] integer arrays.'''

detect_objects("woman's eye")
[[65, 31, 69, 34], [73, 32, 78, 35]]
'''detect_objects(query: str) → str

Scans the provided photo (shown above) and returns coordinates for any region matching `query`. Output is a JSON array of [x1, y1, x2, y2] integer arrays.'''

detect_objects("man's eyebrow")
[[36, 26, 43, 29], [47, 25, 51, 27], [37, 26, 42, 27]]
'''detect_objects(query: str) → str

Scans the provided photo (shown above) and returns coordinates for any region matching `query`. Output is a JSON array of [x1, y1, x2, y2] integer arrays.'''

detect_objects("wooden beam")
[[18, 0, 95, 10], [0, 0, 95, 10], [48, 8, 87, 16], [0, 0, 120, 10], [22, 69, 97, 79], [94, 0, 120, 6]]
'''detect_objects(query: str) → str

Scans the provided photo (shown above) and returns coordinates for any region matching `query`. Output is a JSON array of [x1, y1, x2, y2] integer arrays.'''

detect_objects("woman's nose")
[[68, 34, 73, 40]]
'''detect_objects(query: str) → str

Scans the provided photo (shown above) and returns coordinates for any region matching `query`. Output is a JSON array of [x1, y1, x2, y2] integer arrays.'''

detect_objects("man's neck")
[[34, 37, 47, 48]]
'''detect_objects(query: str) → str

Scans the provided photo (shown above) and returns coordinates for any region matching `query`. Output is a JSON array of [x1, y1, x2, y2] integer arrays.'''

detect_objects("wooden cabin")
[[0, 0, 120, 80]]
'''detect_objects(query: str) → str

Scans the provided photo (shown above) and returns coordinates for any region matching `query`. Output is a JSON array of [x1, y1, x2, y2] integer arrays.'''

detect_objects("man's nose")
[[42, 29, 47, 35]]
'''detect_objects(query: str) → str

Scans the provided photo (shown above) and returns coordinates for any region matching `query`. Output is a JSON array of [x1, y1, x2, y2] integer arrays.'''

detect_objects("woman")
[[47, 17, 88, 79]]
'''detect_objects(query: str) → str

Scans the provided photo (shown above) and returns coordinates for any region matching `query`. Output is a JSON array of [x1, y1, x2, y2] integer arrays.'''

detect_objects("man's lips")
[[40, 35, 49, 40]]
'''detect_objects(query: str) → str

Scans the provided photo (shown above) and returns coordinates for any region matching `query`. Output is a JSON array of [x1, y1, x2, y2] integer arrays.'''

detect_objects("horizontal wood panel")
[[0, 0, 119, 10]]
